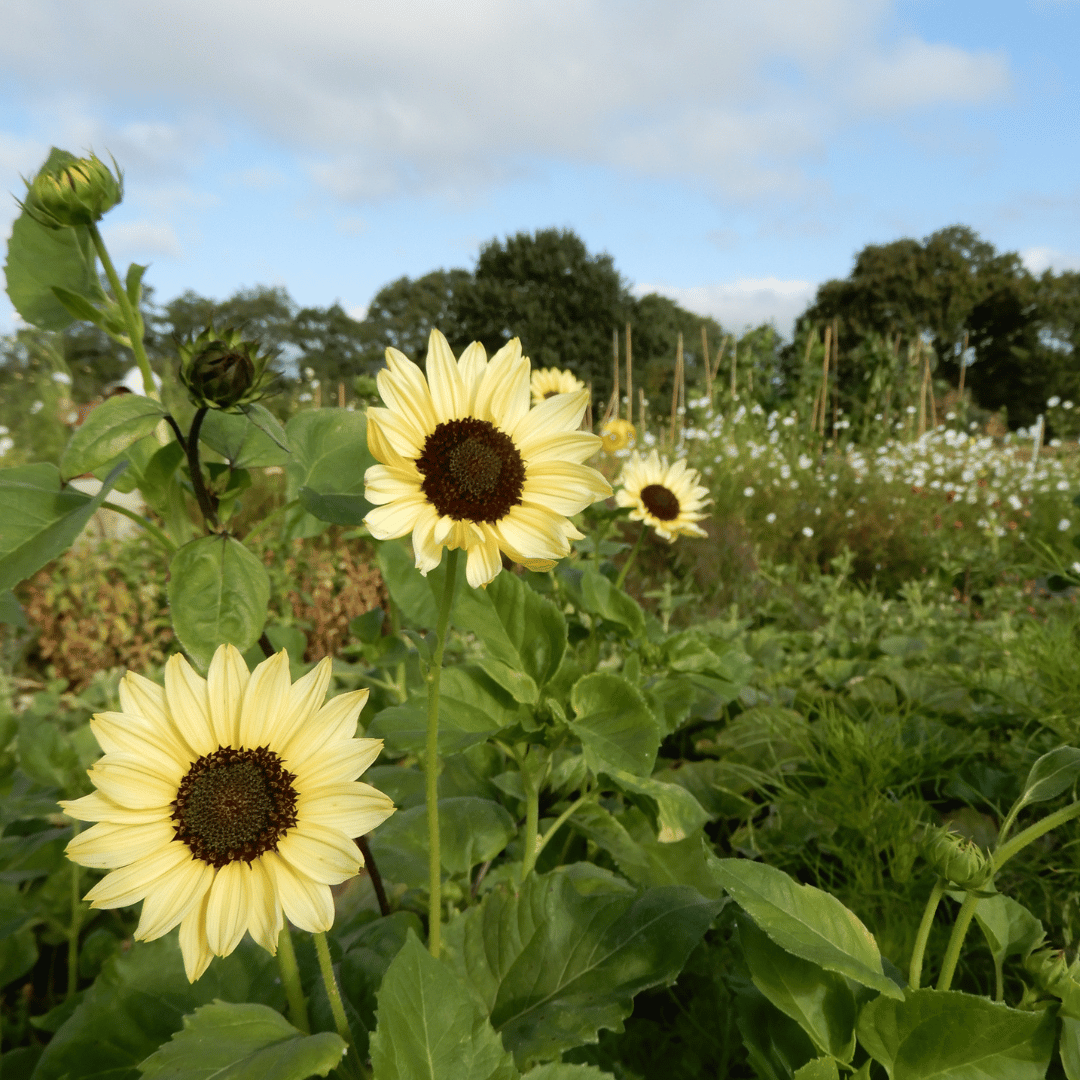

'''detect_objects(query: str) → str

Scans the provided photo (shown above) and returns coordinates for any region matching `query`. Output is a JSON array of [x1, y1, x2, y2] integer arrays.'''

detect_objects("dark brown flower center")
[[640, 483, 681, 521], [416, 417, 525, 522], [171, 746, 298, 868], [543, 390, 559, 399]]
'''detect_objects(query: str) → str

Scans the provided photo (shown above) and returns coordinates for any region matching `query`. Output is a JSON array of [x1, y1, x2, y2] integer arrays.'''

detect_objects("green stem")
[[994, 800, 1080, 871], [908, 878, 944, 991], [615, 523, 647, 590], [87, 223, 157, 401], [937, 891, 980, 992], [276, 926, 309, 1034], [314, 932, 366, 1079], [99, 501, 176, 553], [520, 769, 541, 883], [67, 821, 82, 999], [534, 792, 596, 862], [184, 406, 220, 529], [426, 547, 460, 957]]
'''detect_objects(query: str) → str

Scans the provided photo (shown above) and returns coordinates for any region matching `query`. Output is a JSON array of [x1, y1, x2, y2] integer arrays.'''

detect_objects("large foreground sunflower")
[[61, 646, 394, 982], [364, 329, 612, 588], [530, 366, 585, 406], [616, 450, 711, 541]]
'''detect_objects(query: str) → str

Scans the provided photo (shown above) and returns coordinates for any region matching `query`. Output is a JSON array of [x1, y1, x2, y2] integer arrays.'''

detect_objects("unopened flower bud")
[[600, 418, 636, 454], [178, 326, 275, 411], [1025, 947, 1072, 995], [921, 826, 989, 889], [20, 150, 123, 229]]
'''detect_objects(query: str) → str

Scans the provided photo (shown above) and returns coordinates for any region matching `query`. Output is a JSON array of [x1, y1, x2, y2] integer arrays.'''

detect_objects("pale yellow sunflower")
[[61, 645, 394, 982], [530, 366, 586, 407], [600, 417, 636, 454], [615, 450, 711, 541], [363, 329, 612, 588]]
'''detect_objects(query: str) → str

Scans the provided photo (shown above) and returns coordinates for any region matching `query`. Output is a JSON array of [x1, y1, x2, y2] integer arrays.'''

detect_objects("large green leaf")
[[368, 797, 516, 887], [369, 932, 517, 1080], [711, 859, 902, 999], [33, 933, 284, 1080], [168, 534, 270, 672], [4, 201, 99, 330], [965, 892, 1045, 973], [857, 988, 1055, 1079], [367, 666, 517, 754], [455, 572, 567, 690], [377, 540, 439, 628], [1062, 1016, 1080, 1080], [442, 870, 720, 1066], [739, 917, 855, 1062], [199, 408, 291, 469], [138, 1001, 344, 1079], [0, 461, 126, 593], [602, 769, 710, 843], [59, 395, 167, 480], [285, 409, 374, 525], [1018, 746, 1080, 807], [569, 673, 660, 778], [579, 568, 645, 639]]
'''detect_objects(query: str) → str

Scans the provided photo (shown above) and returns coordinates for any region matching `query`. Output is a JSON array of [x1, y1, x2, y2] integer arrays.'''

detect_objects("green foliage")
[[58, 395, 167, 480]]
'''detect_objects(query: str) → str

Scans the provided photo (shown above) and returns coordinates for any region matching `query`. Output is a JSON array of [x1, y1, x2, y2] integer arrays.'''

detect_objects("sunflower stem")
[[908, 877, 944, 991], [615, 523, 647, 590], [184, 406, 221, 529], [314, 931, 360, 1075], [426, 547, 460, 957], [67, 821, 83, 1000], [276, 926, 310, 1034], [87, 222, 158, 402], [937, 890, 980, 992]]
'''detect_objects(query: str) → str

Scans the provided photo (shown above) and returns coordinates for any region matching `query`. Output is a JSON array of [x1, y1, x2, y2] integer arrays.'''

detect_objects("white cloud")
[[101, 220, 183, 258], [0, 1, 1013, 203], [636, 277, 817, 338], [1022, 246, 1080, 274]]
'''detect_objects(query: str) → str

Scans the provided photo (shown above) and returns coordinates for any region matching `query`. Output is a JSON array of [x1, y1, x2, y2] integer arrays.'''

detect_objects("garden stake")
[[702, 324, 712, 404], [730, 334, 737, 398], [626, 321, 633, 424], [819, 324, 832, 437], [671, 333, 684, 444]]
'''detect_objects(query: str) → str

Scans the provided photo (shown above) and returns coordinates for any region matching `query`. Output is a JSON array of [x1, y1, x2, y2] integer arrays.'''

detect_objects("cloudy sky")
[[1, 1, 1077, 341]]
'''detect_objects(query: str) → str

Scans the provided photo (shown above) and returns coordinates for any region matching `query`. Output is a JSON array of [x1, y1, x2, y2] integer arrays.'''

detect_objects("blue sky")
[[1, 0, 1077, 342]]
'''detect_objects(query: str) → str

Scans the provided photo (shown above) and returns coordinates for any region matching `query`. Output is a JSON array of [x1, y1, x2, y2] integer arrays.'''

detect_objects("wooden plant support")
[[831, 318, 839, 440], [625, 322, 633, 424], [730, 336, 738, 398], [818, 324, 832, 436], [671, 332, 684, 445], [701, 325, 712, 404]]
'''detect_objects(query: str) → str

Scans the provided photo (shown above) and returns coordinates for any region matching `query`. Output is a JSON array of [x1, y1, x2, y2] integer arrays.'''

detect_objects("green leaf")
[[4, 207, 99, 330], [139, 441, 186, 506], [0, 926, 38, 987], [739, 917, 855, 1062], [368, 666, 517, 754], [793, 1060, 840, 1080], [33, 933, 284, 1080], [0, 589, 27, 630], [523, 1066, 612, 1079], [0, 461, 126, 593], [442, 870, 721, 1066], [1019, 746, 1080, 806], [579, 568, 645, 638], [569, 673, 660, 778], [368, 797, 516, 886], [168, 534, 270, 672], [479, 658, 540, 705], [298, 488, 370, 526], [369, 932, 517, 1080], [284, 409, 374, 524], [199, 409, 290, 469], [968, 893, 1045, 971], [240, 403, 290, 451], [455, 572, 567, 689], [138, 1001, 345, 1080], [711, 859, 902, 1000], [857, 988, 1055, 1080], [377, 541, 439, 628], [59, 395, 167, 480], [125, 262, 148, 308], [1061, 1016, 1080, 1080], [733, 980, 819, 1080], [51, 284, 108, 330], [602, 769, 710, 842]]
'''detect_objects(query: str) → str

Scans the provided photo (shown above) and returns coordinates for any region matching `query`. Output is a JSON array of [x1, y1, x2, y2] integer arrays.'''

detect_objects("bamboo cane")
[[671, 333, 684, 444], [702, 325, 712, 404], [819, 324, 832, 436], [958, 330, 968, 400], [730, 336, 738, 398], [831, 318, 839, 439], [338, 381, 345, 408], [612, 328, 620, 419], [625, 322, 633, 424], [916, 338, 927, 438], [712, 334, 728, 384]]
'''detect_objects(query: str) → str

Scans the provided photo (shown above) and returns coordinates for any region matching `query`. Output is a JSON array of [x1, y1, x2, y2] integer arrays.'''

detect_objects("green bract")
[[1025, 947, 1074, 995], [177, 325, 276, 410], [921, 826, 990, 889], [20, 150, 123, 229]]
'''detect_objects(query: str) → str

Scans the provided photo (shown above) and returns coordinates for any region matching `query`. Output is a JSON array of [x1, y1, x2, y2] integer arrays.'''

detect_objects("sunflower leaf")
[[59, 395, 167, 480], [284, 408, 373, 524], [568, 672, 660, 778], [138, 1001, 345, 1080], [370, 931, 518, 1080]]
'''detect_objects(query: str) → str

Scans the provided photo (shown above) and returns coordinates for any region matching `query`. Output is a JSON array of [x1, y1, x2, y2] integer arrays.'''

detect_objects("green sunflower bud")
[[20, 150, 123, 229], [1025, 947, 1072, 995], [177, 326, 276, 411], [921, 826, 990, 889]]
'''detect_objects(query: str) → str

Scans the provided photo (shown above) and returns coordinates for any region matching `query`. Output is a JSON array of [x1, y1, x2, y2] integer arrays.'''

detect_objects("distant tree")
[[358, 269, 472, 368], [451, 228, 635, 404], [289, 303, 370, 384], [160, 285, 297, 356]]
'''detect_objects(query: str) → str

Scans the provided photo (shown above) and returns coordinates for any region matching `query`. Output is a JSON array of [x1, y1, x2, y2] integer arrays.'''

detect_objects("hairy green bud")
[[178, 326, 276, 411], [1025, 947, 1073, 995], [20, 150, 123, 229], [921, 826, 990, 889]]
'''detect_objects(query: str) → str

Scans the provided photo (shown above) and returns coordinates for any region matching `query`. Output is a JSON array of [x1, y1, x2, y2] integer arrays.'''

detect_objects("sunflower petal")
[[205, 860, 250, 957], [245, 856, 283, 954], [118, 672, 171, 731], [179, 889, 214, 982], [295, 739, 384, 789], [297, 782, 397, 836], [426, 329, 468, 420], [264, 656, 333, 749], [164, 654, 215, 757], [238, 649, 292, 748], [135, 858, 214, 941], [84, 843, 192, 908], [265, 851, 335, 933], [206, 644, 249, 748], [60, 790, 170, 825], [278, 822, 362, 885], [281, 689, 369, 767], [465, 532, 503, 588], [365, 494, 428, 541], [89, 754, 178, 810], [66, 819, 176, 870]]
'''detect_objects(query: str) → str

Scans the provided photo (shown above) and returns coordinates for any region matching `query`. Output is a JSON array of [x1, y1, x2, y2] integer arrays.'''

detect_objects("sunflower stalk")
[[276, 925, 310, 1034], [184, 406, 221, 529], [314, 931, 366, 1079], [425, 547, 460, 956], [908, 877, 945, 990], [67, 821, 83, 1000], [615, 523, 648, 590]]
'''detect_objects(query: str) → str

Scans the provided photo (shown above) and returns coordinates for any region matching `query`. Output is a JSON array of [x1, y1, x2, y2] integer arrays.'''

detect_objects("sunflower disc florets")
[[20, 150, 123, 229], [178, 325, 276, 411]]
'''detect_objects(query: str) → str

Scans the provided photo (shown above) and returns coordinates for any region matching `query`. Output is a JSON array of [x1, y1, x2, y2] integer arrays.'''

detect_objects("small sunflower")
[[61, 646, 394, 982], [530, 366, 586, 406], [600, 417, 636, 454], [364, 329, 612, 588], [615, 450, 710, 541]]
